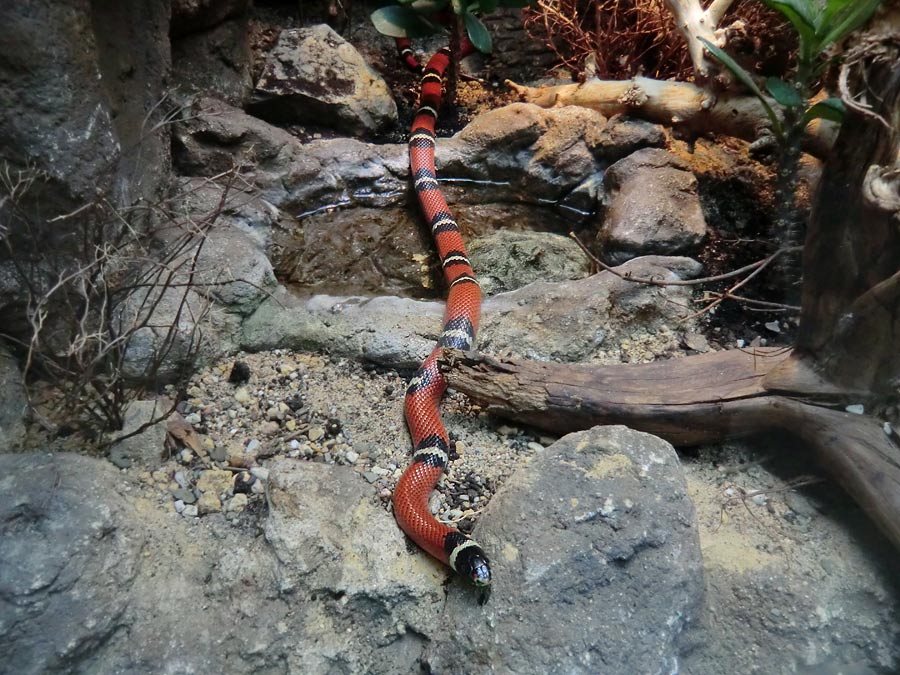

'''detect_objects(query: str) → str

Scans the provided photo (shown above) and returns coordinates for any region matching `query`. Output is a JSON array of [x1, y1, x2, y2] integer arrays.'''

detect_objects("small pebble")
[[845, 404, 864, 415], [251, 480, 266, 495], [245, 439, 261, 454], [345, 450, 359, 464], [182, 504, 199, 517], [178, 449, 193, 464], [234, 387, 252, 404], [173, 499, 186, 514], [250, 467, 270, 482], [752, 493, 767, 506], [884, 422, 894, 437], [363, 471, 379, 483], [185, 412, 202, 425], [308, 426, 325, 442], [227, 493, 249, 512]]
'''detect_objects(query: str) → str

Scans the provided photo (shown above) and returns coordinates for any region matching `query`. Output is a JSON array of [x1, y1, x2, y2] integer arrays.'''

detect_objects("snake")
[[391, 37, 492, 588]]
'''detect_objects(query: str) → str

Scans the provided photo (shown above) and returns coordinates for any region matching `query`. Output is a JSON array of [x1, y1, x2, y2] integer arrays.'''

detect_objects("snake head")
[[466, 554, 492, 587]]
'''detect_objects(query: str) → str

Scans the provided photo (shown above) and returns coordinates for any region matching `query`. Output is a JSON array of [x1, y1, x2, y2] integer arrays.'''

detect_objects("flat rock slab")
[[241, 255, 701, 367], [426, 425, 703, 675]]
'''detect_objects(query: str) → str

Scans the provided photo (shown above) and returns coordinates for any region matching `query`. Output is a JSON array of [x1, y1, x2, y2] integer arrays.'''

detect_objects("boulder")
[[249, 25, 398, 136], [171, 17, 253, 106], [426, 425, 703, 674], [170, 0, 250, 36], [0, 347, 27, 449], [0, 454, 145, 674], [599, 148, 709, 263]]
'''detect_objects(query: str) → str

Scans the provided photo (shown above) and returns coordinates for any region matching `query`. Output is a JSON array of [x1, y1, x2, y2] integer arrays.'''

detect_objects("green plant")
[[699, 0, 882, 282], [372, 0, 533, 104], [372, 0, 532, 55]]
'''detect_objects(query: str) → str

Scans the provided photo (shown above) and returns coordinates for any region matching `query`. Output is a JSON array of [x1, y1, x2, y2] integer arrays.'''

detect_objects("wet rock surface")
[[427, 426, 703, 675]]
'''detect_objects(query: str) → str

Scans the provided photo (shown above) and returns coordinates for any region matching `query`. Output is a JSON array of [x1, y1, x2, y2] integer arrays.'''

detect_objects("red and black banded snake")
[[391, 37, 492, 588]]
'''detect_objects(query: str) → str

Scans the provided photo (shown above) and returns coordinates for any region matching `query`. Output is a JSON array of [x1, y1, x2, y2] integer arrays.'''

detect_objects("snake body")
[[391, 39, 492, 587]]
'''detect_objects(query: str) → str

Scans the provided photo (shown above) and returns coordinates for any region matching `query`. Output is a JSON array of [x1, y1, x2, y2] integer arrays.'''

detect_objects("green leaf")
[[464, 11, 492, 53], [818, 0, 881, 50], [765, 77, 804, 107], [801, 97, 846, 126], [761, 0, 818, 58], [370, 6, 440, 38], [819, 0, 853, 32], [470, 0, 499, 11], [409, 0, 449, 9], [699, 37, 784, 138]]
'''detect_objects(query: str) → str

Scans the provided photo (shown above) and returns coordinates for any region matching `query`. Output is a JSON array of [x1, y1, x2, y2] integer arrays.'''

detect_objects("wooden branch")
[[506, 78, 837, 157], [663, 0, 731, 79], [439, 348, 900, 553], [440, 347, 792, 445]]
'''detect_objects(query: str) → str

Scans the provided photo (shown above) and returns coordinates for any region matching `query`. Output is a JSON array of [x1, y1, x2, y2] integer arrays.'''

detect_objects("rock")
[[197, 491, 222, 514], [439, 103, 605, 202], [196, 469, 234, 497], [108, 400, 169, 467], [226, 493, 248, 512], [265, 459, 445, 674], [0, 453, 144, 674], [118, 283, 215, 382], [250, 25, 397, 136], [467, 230, 590, 295], [0, 347, 27, 449], [170, 0, 250, 36], [425, 426, 702, 674], [166, 178, 279, 316], [599, 148, 708, 263], [172, 18, 252, 106], [172, 100, 663, 218], [0, 1, 170, 217], [243, 256, 701, 366]]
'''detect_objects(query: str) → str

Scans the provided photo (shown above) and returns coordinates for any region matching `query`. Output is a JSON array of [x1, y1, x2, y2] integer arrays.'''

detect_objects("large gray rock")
[[0, 454, 145, 675], [171, 0, 250, 36], [173, 99, 665, 215], [241, 256, 702, 366], [173, 97, 409, 210], [107, 399, 169, 468], [426, 425, 703, 674], [265, 460, 446, 674], [0, 1, 170, 216], [172, 17, 253, 106], [600, 148, 708, 263], [250, 25, 398, 136], [439, 104, 664, 203], [0, 347, 26, 449], [167, 178, 280, 316]]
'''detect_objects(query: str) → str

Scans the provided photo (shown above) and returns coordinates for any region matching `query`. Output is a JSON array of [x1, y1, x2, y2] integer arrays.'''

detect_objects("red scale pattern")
[[392, 47, 482, 568]]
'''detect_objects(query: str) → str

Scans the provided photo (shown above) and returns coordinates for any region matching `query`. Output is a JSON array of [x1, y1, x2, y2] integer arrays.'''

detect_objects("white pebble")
[[185, 412, 202, 425], [845, 404, 865, 415], [245, 439, 261, 453], [251, 480, 266, 495], [250, 467, 270, 482], [751, 494, 767, 506], [182, 504, 199, 517], [884, 422, 894, 437], [345, 450, 359, 464], [173, 500, 186, 513], [179, 449, 193, 464]]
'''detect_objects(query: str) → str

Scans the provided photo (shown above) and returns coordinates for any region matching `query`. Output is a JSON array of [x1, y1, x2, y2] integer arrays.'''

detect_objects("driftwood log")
[[506, 77, 838, 157], [443, 36, 900, 552], [439, 347, 900, 552]]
